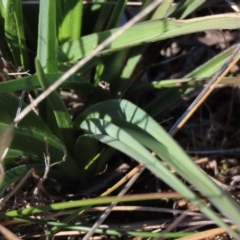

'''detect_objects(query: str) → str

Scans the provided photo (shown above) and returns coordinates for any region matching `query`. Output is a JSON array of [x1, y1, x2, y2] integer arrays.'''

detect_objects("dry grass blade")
[[156, 210, 191, 240], [176, 225, 237, 240], [0, 123, 14, 161], [0, 123, 14, 183], [0, 224, 21, 240], [169, 43, 240, 136], [101, 163, 144, 197], [23, 1, 144, 5], [82, 167, 144, 240], [0, 169, 34, 208]]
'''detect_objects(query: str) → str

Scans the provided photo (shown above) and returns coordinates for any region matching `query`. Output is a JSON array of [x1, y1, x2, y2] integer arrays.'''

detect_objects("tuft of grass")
[[0, 0, 240, 239]]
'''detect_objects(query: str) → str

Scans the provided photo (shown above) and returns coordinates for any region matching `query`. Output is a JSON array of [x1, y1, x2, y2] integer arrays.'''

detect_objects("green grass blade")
[[92, 0, 114, 32], [131, 77, 240, 93], [0, 212, 193, 238], [35, 58, 76, 154], [0, 193, 179, 217], [75, 99, 240, 236], [143, 87, 194, 117], [104, 0, 170, 96], [0, 92, 52, 134], [74, 135, 104, 177], [187, 44, 238, 78], [139, 0, 154, 21], [0, 164, 66, 195], [0, 164, 42, 195], [142, 44, 238, 117], [115, 0, 170, 95], [177, 0, 206, 19], [101, 0, 152, 94], [8, 216, 193, 238], [0, 0, 5, 19], [2, 116, 236, 236], [151, 0, 172, 19], [0, 73, 93, 93], [0, 6, 11, 62], [0, 1, 5, 32], [106, 0, 127, 29], [3, 149, 25, 169], [0, 122, 80, 181], [0, 92, 81, 180], [80, 118, 239, 238], [165, 0, 221, 18], [58, 14, 240, 62], [58, 0, 83, 44], [102, 50, 129, 95], [37, 0, 57, 72], [4, 0, 28, 68]]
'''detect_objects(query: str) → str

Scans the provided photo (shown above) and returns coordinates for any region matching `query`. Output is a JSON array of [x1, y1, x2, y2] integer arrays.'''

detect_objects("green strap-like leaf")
[[35, 59, 76, 154], [107, 0, 172, 97], [0, 73, 93, 94], [37, 0, 57, 72], [74, 135, 105, 177], [0, 122, 80, 181], [0, 92, 52, 134], [0, 163, 73, 195], [165, 0, 221, 18], [142, 44, 238, 117], [151, 0, 172, 19], [75, 99, 240, 235], [176, 0, 206, 19], [58, 14, 240, 62], [57, 0, 83, 44], [0, 91, 80, 181], [4, 0, 28, 68], [80, 118, 239, 238], [106, 0, 127, 29]]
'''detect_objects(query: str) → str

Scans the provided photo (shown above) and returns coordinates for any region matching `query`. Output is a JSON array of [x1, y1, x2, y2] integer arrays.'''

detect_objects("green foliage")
[[35, 58, 76, 154], [57, 14, 240, 63], [4, 0, 28, 68], [0, 92, 80, 180], [37, 0, 57, 73], [0, 0, 240, 238]]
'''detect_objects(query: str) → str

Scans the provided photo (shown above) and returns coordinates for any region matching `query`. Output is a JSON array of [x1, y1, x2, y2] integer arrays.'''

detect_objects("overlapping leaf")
[[58, 14, 240, 62], [75, 99, 240, 236]]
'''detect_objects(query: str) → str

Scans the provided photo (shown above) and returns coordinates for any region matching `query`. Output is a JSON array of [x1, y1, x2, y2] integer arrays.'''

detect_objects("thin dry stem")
[[0, 169, 34, 208], [0, 224, 21, 240], [83, 167, 144, 240], [101, 163, 144, 197], [169, 44, 240, 136], [176, 224, 237, 240]]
